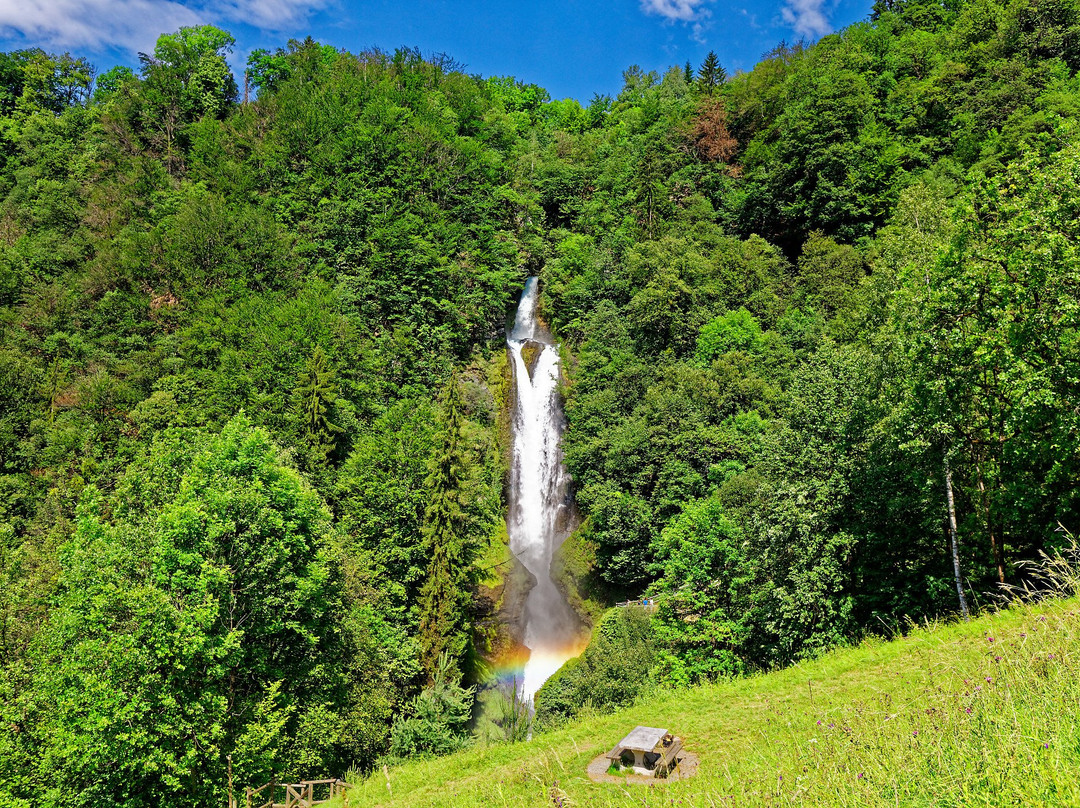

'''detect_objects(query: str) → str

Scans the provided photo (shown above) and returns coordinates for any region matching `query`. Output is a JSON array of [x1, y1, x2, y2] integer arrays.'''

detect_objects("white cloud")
[[0, 0, 201, 52], [0, 0, 328, 55], [641, 0, 715, 45], [213, 0, 330, 31], [640, 0, 713, 23], [739, 8, 763, 30], [780, 0, 833, 39]]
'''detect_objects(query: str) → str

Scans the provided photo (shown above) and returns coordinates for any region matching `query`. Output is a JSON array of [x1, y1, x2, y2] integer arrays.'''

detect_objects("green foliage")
[[652, 496, 758, 683], [246, 38, 338, 96], [535, 0, 1080, 684], [4, 418, 347, 806], [696, 308, 765, 363], [418, 374, 480, 681], [292, 345, 341, 467], [794, 231, 866, 316], [586, 486, 655, 590], [336, 400, 436, 620], [141, 25, 237, 119], [388, 652, 475, 760], [0, 49, 94, 115], [0, 30, 522, 804], [539, 234, 611, 337], [897, 135, 1080, 578], [232, 681, 296, 786], [92, 65, 135, 103], [485, 75, 550, 132], [533, 606, 655, 732], [473, 682, 531, 745]]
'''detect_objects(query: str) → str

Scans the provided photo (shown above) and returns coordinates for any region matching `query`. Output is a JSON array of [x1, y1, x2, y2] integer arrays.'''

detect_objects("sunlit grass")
[[338, 596, 1080, 807]]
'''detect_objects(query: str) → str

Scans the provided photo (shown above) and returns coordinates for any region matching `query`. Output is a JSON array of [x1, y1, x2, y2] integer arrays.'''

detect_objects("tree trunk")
[[945, 457, 970, 620], [975, 463, 1006, 583]]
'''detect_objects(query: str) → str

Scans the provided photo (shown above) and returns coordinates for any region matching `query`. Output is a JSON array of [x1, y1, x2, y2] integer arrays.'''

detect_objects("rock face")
[[520, 340, 544, 380], [480, 554, 536, 667]]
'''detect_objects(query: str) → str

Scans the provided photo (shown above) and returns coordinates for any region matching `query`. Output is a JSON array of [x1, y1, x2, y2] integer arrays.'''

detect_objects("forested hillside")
[[1, 0, 1080, 803]]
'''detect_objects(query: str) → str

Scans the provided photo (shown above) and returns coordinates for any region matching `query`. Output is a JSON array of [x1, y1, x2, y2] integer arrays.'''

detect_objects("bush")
[[532, 607, 655, 732]]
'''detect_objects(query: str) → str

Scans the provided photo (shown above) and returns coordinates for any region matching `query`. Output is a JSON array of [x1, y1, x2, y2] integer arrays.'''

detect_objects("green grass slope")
[[345, 598, 1080, 807]]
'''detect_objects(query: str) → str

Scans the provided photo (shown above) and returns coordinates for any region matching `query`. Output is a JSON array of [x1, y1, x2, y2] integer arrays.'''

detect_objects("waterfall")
[[507, 277, 582, 702]]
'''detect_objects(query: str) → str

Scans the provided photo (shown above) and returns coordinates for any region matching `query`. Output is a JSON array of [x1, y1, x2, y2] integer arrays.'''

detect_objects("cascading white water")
[[507, 277, 582, 702]]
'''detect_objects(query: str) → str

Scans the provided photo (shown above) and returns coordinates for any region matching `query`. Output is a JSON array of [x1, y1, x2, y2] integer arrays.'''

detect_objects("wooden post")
[[285, 783, 298, 808], [227, 754, 234, 808]]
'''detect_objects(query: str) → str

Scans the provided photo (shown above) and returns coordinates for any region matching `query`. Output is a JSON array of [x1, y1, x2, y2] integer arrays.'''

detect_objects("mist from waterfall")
[[507, 277, 583, 702]]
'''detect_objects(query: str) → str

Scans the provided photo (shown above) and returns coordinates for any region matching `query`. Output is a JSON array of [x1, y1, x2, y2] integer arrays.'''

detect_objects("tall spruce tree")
[[418, 373, 473, 682], [698, 51, 726, 92], [292, 345, 339, 466]]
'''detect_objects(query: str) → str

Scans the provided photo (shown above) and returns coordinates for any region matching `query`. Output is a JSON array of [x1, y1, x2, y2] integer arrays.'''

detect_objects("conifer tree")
[[389, 651, 476, 758], [418, 373, 473, 682], [698, 51, 726, 92], [683, 60, 694, 84], [292, 345, 338, 464]]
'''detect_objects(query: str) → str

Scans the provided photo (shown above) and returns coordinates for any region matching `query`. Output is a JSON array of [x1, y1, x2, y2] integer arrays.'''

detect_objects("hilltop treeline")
[[1, 0, 1079, 801]]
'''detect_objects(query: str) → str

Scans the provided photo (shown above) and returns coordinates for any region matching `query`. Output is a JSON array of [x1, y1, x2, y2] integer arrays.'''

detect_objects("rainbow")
[[486, 637, 590, 700]]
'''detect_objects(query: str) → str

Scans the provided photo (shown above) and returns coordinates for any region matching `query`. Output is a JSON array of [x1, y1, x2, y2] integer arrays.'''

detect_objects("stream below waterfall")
[[506, 277, 585, 702]]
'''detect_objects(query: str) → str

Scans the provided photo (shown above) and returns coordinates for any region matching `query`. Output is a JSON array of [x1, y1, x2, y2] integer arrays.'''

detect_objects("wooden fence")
[[616, 598, 658, 610], [244, 778, 352, 808]]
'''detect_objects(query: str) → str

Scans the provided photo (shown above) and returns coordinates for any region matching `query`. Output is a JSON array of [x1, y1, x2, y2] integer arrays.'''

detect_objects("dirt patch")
[[585, 752, 700, 785]]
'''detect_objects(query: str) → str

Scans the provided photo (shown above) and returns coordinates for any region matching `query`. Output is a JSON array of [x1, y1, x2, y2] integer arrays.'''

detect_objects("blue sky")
[[0, 0, 872, 102]]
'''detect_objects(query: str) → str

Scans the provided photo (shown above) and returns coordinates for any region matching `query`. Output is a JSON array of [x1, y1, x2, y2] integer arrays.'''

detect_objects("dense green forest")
[[2, 0, 1080, 803]]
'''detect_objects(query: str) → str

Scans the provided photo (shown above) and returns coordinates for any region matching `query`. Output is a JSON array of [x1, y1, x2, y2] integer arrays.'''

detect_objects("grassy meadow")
[[341, 597, 1080, 807]]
